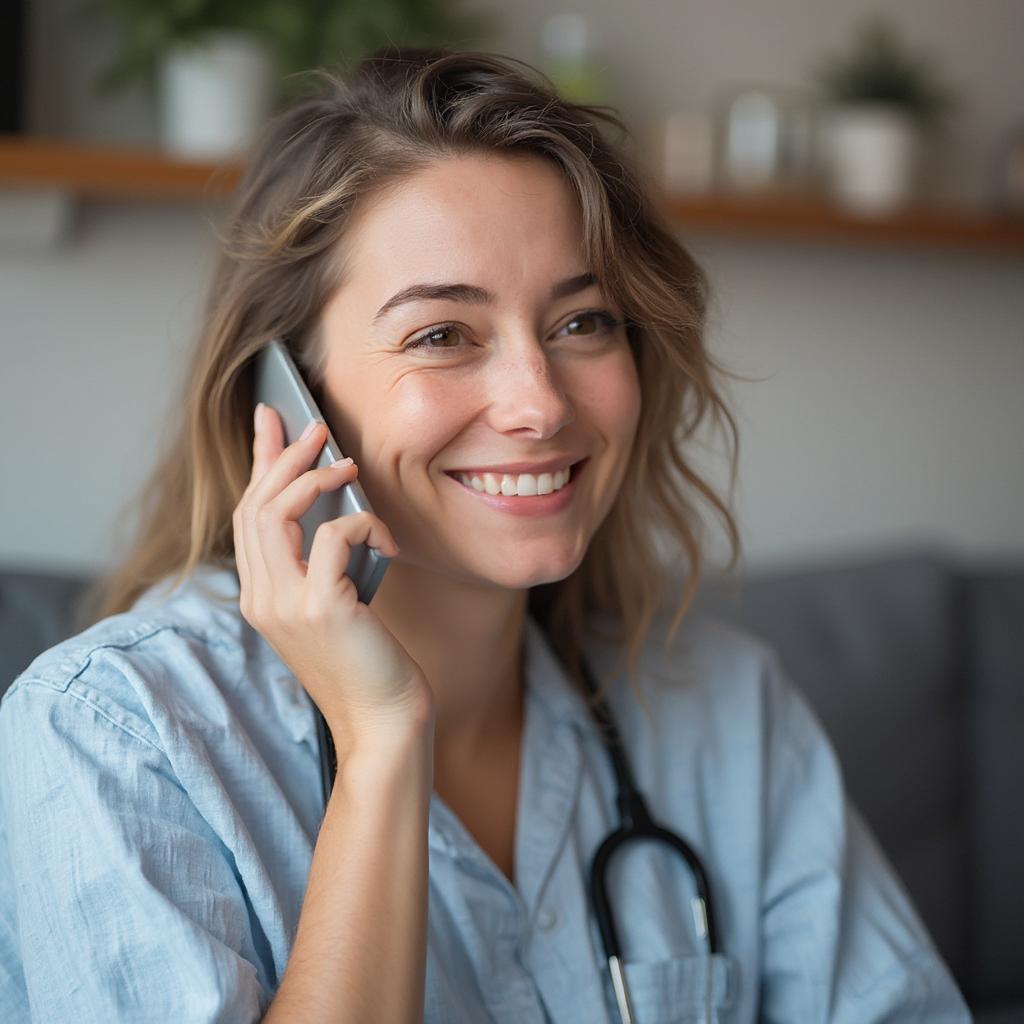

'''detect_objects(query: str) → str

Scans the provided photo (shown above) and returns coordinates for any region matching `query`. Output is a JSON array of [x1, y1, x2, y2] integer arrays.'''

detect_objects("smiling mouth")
[[444, 458, 587, 496]]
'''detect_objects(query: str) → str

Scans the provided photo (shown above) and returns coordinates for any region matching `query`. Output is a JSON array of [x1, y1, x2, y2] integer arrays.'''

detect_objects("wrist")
[[326, 681, 435, 758], [331, 702, 435, 780]]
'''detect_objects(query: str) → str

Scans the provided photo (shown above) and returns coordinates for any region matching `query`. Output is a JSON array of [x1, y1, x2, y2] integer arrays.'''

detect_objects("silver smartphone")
[[252, 338, 390, 605]]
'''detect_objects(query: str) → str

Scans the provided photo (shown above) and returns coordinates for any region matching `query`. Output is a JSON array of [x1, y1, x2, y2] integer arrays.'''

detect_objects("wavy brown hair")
[[78, 46, 745, 714]]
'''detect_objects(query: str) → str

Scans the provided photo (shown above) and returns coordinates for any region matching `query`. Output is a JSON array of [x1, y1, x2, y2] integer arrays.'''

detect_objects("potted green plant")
[[76, 0, 488, 160], [810, 16, 957, 214]]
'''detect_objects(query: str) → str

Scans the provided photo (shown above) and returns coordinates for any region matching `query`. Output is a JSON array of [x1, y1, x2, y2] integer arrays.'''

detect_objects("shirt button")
[[537, 907, 559, 932]]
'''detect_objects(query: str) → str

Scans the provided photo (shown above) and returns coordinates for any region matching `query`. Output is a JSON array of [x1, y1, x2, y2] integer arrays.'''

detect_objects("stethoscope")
[[313, 639, 719, 1024]]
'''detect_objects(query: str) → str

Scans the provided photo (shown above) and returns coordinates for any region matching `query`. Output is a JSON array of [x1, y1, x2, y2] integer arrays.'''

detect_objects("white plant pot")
[[158, 30, 275, 160], [821, 104, 922, 216]]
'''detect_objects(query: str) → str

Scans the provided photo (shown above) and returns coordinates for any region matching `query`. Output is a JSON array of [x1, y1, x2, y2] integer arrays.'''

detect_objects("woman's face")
[[317, 152, 642, 591]]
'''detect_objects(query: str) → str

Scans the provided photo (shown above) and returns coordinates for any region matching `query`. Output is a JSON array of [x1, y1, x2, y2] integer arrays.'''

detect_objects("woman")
[[0, 48, 966, 1022]]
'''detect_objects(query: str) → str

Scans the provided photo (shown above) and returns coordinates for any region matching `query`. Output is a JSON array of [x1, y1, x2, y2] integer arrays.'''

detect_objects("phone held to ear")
[[253, 338, 391, 606]]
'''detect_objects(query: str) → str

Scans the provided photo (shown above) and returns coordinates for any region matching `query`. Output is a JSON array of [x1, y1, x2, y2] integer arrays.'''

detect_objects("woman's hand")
[[233, 403, 434, 756]]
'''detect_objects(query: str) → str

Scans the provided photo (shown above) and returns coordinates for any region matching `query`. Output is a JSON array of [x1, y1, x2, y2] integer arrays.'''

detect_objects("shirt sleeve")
[[0, 677, 268, 1023], [757, 651, 971, 1023]]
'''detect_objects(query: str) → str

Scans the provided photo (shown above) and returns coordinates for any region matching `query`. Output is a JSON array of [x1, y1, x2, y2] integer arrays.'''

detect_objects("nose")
[[484, 336, 576, 439]]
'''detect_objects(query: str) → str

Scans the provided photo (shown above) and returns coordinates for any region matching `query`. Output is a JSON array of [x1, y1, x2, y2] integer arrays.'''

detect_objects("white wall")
[[685, 235, 1024, 573], [2, 0, 1022, 576]]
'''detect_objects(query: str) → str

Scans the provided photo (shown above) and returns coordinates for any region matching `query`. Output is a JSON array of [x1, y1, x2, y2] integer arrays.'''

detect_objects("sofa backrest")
[[962, 568, 1024, 1007], [0, 568, 94, 689]]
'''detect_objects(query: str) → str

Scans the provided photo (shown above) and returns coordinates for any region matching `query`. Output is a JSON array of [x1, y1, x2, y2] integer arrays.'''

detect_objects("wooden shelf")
[[663, 190, 1024, 254], [0, 135, 242, 200], [3, 135, 1024, 254]]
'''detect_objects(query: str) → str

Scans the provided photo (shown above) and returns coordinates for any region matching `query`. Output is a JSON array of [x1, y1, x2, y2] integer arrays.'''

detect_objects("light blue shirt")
[[0, 563, 968, 1022]]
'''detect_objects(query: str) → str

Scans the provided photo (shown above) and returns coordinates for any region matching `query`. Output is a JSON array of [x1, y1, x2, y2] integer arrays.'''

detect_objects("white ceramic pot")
[[822, 104, 922, 215], [158, 30, 275, 160]]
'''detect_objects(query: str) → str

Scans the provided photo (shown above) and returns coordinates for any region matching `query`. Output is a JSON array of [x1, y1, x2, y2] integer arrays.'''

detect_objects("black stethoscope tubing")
[[313, 644, 719, 1024], [574, 652, 719, 1023]]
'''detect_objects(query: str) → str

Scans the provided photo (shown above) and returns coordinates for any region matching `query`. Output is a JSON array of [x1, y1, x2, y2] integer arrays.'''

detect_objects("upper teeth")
[[455, 465, 573, 496]]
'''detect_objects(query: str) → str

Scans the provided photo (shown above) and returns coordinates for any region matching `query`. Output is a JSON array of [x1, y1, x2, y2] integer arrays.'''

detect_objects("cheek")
[[575, 351, 642, 442], [358, 372, 477, 464]]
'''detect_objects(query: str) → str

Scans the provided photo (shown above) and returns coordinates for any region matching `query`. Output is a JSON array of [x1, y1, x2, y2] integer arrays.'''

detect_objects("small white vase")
[[821, 104, 922, 215], [158, 30, 275, 161]]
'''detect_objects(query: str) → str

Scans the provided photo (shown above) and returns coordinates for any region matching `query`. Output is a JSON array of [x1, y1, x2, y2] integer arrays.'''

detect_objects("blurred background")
[[0, 0, 1021, 575], [1, 0, 1022, 1019]]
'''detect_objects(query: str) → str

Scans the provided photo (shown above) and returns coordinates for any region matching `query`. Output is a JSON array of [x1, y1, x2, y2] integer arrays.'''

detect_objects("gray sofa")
[[2, 545, 1021, 1020]]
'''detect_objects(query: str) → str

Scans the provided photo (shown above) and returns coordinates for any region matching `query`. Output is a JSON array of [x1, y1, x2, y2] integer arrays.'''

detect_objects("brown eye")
[[566, 313, 601, 335], [405, 324, 464, 352], [559, 310, 624, 338]]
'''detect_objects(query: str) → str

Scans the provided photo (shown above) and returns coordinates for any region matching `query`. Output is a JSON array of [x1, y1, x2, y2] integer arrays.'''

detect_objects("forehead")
[[340, 153, 587, 288]]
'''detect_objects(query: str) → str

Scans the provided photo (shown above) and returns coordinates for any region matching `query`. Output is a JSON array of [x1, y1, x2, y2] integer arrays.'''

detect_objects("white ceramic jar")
[[158, 30, 275, 161], [821, 104, 921, 215]]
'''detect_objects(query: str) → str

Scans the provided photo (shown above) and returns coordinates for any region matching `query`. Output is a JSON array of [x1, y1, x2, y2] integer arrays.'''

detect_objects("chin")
[[485, 547, 585, 590]]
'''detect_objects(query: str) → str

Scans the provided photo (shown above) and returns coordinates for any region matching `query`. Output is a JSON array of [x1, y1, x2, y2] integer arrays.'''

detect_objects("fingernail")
[[254, 403, 264, 434], [300, 419, 320, 441], [333, 456, 354, 468]]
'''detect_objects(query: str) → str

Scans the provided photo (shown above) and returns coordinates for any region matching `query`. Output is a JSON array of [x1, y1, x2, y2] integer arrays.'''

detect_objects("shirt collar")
[[428, 614, 600, 868]]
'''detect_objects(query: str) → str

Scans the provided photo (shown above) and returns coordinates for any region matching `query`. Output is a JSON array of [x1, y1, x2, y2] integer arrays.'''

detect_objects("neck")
[[369, 558, 528, 760]]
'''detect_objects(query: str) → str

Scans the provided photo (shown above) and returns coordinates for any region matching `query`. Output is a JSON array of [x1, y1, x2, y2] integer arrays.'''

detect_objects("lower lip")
[[443, 460, 587, 517]]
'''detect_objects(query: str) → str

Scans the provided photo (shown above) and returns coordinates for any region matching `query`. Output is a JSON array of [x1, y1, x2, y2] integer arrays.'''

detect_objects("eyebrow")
[[372, 271, 597, 324]]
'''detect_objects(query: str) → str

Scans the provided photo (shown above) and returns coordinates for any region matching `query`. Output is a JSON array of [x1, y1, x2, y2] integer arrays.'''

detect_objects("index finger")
[[247, 403, 329, 510], [251, 402, 286, 484]]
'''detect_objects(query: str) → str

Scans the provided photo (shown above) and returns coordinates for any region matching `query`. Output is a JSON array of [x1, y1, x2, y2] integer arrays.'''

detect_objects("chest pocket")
[[606, 953, 739, 1024]]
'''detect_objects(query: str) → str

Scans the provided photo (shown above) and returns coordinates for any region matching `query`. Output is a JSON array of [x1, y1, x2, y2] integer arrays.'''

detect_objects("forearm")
[[263, 716, 434, 1023]]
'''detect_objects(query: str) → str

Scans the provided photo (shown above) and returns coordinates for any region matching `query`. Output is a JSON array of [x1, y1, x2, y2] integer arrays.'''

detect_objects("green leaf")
[[79, 0, 490, 96], [810, 15, 958, 126]]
